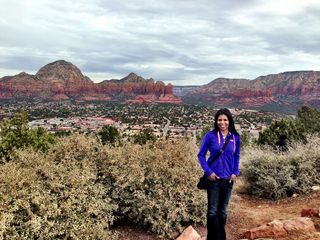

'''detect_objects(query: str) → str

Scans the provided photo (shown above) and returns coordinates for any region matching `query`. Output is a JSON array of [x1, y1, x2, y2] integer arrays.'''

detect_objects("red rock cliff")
[[183, 71, 320, 109], [0, 60, 181, 104]]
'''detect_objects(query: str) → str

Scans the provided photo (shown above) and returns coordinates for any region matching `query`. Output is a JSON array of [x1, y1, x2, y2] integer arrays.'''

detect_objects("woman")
[[198, 108, 240, 240]]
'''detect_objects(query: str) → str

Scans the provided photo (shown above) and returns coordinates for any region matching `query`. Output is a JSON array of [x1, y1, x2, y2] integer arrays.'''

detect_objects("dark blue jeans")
[[206, 178, 233, 240]]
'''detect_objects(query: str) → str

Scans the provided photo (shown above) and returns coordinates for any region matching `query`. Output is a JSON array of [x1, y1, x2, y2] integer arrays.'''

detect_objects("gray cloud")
[[1, 0, 320, 85]]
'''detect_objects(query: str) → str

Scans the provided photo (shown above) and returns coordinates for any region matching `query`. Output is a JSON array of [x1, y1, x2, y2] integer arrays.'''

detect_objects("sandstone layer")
[[177, 71, 320, 110], [0, 60, 182, 104]]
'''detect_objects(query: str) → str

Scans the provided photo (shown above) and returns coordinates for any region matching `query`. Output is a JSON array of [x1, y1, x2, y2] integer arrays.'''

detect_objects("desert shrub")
[[240, 131, 254, 149], [98, 125, 121, 146], [288, 137, 320, 192], [1, 133, 208, 239], [132, 127, 157, 145], [242, 136, 320, 199], [0, 134, 118, 240], [242, 152, 296, 199], [96, 139, 207, 238]]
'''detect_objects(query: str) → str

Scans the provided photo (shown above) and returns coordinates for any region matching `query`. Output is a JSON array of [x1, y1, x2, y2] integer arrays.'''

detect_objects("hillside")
[[178, 71, 320, 112], [1, 61, 320, 111]]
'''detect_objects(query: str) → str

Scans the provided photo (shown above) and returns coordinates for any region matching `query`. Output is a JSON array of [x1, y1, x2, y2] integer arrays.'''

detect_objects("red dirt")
[[115, 188, 320, 240]]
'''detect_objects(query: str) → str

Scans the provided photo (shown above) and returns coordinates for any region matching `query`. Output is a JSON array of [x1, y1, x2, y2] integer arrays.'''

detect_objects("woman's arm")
[[197, 132, 214, 177]]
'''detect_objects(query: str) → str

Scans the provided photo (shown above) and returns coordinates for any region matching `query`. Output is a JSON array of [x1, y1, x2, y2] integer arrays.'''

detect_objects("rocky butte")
[[175, 71, 320, 112], [0, 60, 182, 104]]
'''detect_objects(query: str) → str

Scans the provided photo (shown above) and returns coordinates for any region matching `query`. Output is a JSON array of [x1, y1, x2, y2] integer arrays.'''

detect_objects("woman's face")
[[217, 114, 229, 132]]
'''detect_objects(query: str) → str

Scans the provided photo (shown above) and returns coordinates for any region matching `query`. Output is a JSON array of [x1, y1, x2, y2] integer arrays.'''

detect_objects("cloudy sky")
[[1, 0, 320, 85]]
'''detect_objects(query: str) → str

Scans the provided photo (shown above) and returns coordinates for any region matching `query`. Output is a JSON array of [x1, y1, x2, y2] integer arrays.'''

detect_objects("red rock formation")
[[165, 83, 174, 94], [49, 94, 70, 101], [0, 72, 44, 99], [3, 60, 320, 109], [243, 217, 316, 239], [98, 73, 168, 97], [127, 94, 157, 104], [157, 94, 182, 104], [183, 71, 320, 109], [0, 60, 180, 104], [128, 94, 182, 104]]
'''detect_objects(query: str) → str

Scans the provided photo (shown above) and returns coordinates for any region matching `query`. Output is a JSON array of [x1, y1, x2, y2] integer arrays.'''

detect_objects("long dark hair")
[[213, 108, 239, 135]]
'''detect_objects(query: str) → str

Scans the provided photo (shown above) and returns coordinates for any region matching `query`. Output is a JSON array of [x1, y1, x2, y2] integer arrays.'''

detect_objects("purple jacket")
[[197, 130, 240, 179]]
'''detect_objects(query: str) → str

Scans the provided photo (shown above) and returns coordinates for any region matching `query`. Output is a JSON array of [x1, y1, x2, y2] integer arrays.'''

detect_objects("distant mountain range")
[[1, 60, 320, 112], [173, 71, 320, 113], [0, 60, 181, 104]]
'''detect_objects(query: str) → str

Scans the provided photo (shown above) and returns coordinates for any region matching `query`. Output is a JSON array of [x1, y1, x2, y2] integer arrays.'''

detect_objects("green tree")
[[297, 106, 320, 134], [133, 127, 156, 145], [257, 106, 320, 146], [98, 125, 121, 146], [0, 110, 56, 162], [258, 118, 306, 146]]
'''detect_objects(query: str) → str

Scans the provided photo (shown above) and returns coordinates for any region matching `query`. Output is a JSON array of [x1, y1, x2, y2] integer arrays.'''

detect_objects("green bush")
[[240, 131, 253, 149], [0, 134, 118, 239], [98, 125, 121, 146], [242, 136, 320, 199], [133, 127, 157, 145], [0, 111, 56, 162], [96, 139, 206, 237]]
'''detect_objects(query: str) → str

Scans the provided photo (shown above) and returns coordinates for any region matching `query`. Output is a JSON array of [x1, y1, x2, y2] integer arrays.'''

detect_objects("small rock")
[[175, 226, 201, 240], [301, 208, 320, 218], [292, 193, 298, 198], [311, 186, 320, 191]]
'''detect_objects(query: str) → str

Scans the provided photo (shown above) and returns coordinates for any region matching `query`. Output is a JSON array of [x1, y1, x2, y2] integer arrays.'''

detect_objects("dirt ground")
[[115, 182, 320, 240], [226, 191, 320, 240]]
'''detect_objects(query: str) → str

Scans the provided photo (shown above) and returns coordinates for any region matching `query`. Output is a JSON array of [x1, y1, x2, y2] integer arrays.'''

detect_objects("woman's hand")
[[229, 174, 237, 183], [207, 172, 220, 181]]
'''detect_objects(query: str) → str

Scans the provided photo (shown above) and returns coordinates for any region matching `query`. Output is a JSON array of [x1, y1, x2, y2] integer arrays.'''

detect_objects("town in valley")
[[0, 101, 286, 140]]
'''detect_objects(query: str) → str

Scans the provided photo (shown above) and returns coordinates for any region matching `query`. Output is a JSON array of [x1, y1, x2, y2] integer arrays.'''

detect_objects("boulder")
[[243, 219, 287, 239], [282, 217, 316, 232], [243, 217, 316, 239]]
